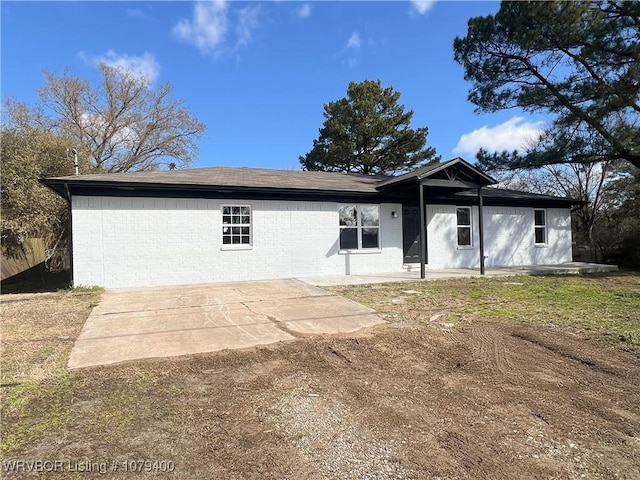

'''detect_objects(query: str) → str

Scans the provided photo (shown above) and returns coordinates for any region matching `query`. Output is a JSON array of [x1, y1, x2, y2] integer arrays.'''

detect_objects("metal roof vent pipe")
[[71, 148, 79, 176]]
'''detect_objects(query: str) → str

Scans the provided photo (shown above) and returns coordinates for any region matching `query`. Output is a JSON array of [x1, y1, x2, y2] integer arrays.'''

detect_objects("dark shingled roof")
[[40, 159, 584, 206], [377, 157, 496, 187], [43, 166, 388, 193]]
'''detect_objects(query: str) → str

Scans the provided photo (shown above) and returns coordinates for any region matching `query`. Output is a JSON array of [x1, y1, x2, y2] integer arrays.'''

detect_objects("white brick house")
[[42, 158, 581, 288]]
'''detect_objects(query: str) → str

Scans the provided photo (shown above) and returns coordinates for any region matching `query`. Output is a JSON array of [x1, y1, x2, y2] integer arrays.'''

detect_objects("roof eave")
[[39, 178, 382, 198], [377, 157, 497, 189]]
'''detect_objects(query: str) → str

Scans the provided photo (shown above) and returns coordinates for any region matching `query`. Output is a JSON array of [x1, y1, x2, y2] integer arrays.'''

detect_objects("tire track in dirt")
[[442, 328, 464, 345], [464, 322, 515, 375]]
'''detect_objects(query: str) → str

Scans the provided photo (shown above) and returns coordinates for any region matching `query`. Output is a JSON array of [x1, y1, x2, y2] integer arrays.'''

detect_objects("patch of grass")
[[0, 289, 102, 385], [1, 374, 75, 456], [73, 366, 161, 442], [1, 288, 103, 456], [331, 272, 640, 351]]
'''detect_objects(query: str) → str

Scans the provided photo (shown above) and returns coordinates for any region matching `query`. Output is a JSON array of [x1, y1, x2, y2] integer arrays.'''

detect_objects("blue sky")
[[2, 1, 546, 170]]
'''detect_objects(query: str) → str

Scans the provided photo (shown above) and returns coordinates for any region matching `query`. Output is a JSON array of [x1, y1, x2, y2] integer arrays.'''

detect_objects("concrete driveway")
[[68, 279, 384, 369]]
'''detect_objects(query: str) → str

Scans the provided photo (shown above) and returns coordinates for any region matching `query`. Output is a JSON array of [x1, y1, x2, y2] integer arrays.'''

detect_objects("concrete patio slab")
[[68, 279, 385, 369], [300, 262, 619, 286], [253, 296, 383, 335]]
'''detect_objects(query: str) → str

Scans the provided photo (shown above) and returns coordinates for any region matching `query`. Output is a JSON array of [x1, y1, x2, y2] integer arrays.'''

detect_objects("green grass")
[[1, 374, 74, 455], [331, 272, 640, 351], [1, 288, 104, 456]]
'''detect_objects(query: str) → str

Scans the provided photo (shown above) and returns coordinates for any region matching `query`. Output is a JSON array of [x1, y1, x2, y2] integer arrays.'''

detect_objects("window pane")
[[339, 228, 358, 249], [362, 227, 379, 248], [360, 206, 379, 226], [222, 206, 251, 247], [457, 208, 471, 226], [458, 226, 471, 246], [535, 227, 546, 244], [535, 210, 546, 226], [339, 205, 357, 226]]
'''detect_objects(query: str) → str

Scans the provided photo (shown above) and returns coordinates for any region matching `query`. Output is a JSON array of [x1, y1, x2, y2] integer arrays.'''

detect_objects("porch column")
[[419, 181, 427, 279], [477, 187, 485, 275], [64, 183, 74, 287]]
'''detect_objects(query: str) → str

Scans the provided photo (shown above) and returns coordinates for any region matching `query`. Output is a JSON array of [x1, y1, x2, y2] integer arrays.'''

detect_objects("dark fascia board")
[[39, 178, 71, 202], [421, 178, 480, 189], [377, 157, 497, 189], [427, 197, 580, 208], [40, 177, 584, 208], [39, 178, 406, 204], [426, 190, 585, 208], [416, 157, 496, 184]]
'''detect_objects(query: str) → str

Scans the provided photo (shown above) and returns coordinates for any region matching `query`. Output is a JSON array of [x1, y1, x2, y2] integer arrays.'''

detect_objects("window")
[[534, 209, 547, 245], [338, 204, 380, 250], [456, 207, 472, 247], [222, 205, 251, 246]]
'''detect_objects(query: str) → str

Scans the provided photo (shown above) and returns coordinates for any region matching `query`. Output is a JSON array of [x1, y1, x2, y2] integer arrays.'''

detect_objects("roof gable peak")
[[377, 157, 496, 189]]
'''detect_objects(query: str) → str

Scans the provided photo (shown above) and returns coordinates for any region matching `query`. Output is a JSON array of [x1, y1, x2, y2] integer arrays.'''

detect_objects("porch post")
[[419, 182, 426, 279], [477, 187, 485, 275], [64, 183, 74, 287]]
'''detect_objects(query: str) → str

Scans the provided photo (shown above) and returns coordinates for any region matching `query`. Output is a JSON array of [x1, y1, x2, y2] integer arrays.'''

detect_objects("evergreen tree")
[[454, 1, 640, 169], [300, 80, 439, 175]]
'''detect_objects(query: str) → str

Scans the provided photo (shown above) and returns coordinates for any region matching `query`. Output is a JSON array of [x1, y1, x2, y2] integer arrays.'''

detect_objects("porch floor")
[[300, 262, 619, 287]]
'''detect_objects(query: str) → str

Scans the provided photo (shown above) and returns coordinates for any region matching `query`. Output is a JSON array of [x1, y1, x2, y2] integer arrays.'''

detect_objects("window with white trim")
[[221, 205, 251, 246], [534, 209, 547, 245], [338, 204, 380, 250], [456, 207, 472, 247]]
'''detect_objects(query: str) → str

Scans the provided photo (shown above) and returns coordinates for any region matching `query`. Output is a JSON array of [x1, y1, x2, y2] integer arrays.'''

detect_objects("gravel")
[[270, 390, 411, 480]]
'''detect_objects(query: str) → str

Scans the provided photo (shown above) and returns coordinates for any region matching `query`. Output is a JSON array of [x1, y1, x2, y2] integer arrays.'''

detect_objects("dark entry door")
[[402, 206, 421, 263]]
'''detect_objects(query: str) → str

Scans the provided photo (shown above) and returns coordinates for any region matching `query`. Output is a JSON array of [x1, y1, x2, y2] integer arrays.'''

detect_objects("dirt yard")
[[1, 274, 639, 479]]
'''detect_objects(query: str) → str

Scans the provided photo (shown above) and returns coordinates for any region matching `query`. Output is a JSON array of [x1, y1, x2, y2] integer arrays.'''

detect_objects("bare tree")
[[486, 161, 621, 260], [15, 64, 206, 173]]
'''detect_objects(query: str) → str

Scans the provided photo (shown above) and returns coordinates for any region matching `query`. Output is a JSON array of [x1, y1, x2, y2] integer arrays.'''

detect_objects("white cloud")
[[172, 0, 260, 56], [346, 32, 361, 49], [80, 112, 138, 148], [125, 7, 143, 18], [410, 0, 436, 15], [173, 0, 229, 54], [236, 5, 260, 47], [453, 117, 545, 156], [93, 50, 160, 83], [297, 3, 311, 18]]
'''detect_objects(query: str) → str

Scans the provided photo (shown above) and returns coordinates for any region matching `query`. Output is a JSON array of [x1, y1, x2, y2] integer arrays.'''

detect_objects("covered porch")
[[378, 157, 498, 278], [301, 262, 619, 287], [377, 158, 586, 278]]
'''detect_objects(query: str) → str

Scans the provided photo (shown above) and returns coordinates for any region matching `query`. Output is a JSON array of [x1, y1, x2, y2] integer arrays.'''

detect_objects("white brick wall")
[[72, 196, 573, 287], [425, 205, 572, 269], [72, 196, 403, 288]]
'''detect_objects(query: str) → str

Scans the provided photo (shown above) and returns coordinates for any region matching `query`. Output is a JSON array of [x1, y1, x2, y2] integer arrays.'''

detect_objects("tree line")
[[2, 0, 638, 270]]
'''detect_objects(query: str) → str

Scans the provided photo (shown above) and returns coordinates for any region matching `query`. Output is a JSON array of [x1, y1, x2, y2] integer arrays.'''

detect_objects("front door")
[[402, 206, 421, 263]]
